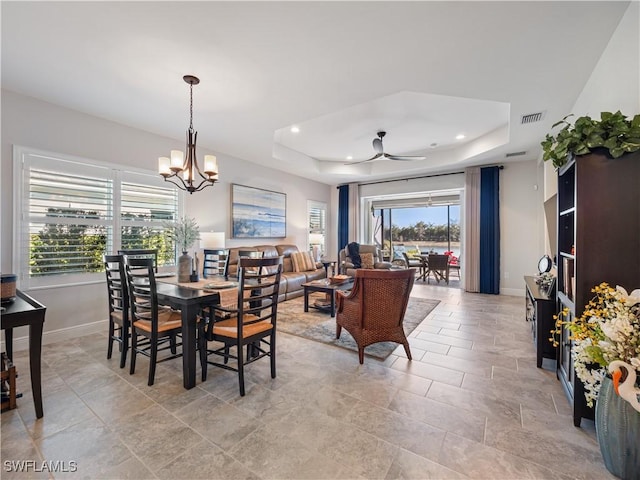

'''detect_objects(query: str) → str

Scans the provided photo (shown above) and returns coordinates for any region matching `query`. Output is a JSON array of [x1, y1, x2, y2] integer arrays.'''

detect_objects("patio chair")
[[424, 254, 450, 284], [402, 252, 426, 280]]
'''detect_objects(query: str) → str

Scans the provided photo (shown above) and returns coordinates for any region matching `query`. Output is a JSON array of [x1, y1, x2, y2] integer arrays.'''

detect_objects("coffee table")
[[302, 278, 353, 317]]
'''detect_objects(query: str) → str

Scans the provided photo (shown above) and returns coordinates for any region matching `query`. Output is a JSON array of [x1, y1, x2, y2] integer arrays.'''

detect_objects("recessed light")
[[455, 134, 465, 140], [346, 155, 353, 160], [290, 126, 300, 133]]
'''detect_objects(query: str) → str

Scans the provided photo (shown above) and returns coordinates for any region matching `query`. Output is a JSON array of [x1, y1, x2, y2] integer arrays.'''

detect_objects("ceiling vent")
[[505, 151, 527, 158], [521, 111, 545, 124]]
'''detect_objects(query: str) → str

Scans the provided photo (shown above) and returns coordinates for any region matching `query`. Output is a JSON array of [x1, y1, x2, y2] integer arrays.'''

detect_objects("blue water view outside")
[[389, 205, 460, 259]]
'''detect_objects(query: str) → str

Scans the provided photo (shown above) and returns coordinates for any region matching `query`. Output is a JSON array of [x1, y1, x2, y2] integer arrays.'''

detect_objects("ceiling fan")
[[346, 131, 427, 164]]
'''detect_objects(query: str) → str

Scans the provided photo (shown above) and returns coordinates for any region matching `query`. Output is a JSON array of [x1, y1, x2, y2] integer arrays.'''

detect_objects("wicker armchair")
[[335, 268, 415, 364]]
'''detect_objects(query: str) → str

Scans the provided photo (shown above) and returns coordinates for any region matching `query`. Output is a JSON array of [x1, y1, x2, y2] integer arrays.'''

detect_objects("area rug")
[[276, 295, 440, 360]]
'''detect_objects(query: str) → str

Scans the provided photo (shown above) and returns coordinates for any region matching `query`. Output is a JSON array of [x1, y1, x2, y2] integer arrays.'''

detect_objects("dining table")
[[155, 276, 238, 389]]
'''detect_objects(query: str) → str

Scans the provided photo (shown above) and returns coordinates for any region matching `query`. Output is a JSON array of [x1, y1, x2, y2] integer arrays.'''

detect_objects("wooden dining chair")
[[203, 248, 229, 279], [104, 255, 130, 368], [124, 256, 182, 386], [201, 256, 282, 396], [425, 254, 450, 284], [118, 248, 158, 273]]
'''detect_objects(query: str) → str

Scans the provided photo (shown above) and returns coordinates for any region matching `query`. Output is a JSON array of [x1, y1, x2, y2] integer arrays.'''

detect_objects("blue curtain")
[[337, 185, 349, 251], [479, 166, 500, 294]]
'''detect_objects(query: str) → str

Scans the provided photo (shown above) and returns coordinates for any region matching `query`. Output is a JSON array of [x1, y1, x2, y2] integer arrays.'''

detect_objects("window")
[[372, 192, 461, 262], [14, 147, 181, 289], [308, 200, 327, 260]]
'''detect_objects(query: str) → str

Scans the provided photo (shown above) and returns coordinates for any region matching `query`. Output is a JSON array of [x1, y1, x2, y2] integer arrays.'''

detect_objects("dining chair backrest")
[[203, 248, 229, 279], [124, 257, 160, 326], [104, 254, 130, 368], [118, 249, 158, 273], [104, 254, 129, 320], [237, 256, 282, 312], [238, 250, 264, 259], [238, 250, 265, 276]]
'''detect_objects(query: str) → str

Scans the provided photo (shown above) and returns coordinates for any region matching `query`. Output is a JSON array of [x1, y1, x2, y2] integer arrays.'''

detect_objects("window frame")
[[307, 199, 327, 255], [13, 145, 184, 290]]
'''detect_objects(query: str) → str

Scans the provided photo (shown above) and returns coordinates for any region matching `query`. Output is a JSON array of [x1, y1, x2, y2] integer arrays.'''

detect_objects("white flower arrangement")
[[164, 216, 200, 253], [552, 282, 640, 407]]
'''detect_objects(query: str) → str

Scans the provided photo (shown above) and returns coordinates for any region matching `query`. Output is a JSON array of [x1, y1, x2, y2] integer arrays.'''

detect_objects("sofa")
[[225, 244, 326, 302], [339, 244, 393, 276]]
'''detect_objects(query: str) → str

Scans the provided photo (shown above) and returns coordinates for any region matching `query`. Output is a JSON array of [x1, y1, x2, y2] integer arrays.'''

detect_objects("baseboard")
[[0, 319, 108, 353]]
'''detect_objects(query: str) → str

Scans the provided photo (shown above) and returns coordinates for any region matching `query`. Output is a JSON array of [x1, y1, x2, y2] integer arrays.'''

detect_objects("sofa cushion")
[[283, 271, 307, 293], [360, 252, 375, 269], [226, 247, 255, 278], [275, 244, 300, 273], [255, 245, 281, 273], [304, 269, 326, 282], [291, 251, 315, 272]]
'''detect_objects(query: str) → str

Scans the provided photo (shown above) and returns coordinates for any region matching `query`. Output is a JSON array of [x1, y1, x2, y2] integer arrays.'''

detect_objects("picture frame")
[[232, 184, 286, 238]]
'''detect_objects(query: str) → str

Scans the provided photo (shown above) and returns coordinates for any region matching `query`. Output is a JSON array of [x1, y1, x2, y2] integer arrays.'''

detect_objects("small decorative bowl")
[[329, 275, 350, 285]]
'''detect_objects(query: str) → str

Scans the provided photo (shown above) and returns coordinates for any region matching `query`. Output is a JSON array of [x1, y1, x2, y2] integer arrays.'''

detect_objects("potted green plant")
[[165, 216, 200, 282], [541, 111, 640, 168]]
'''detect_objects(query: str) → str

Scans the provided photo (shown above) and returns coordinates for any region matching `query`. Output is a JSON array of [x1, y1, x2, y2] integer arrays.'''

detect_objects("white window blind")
[[308, 200, 327, 256], [120, 180, 178, 267], [15, 147, 182, 289], [28, 167, 113, 279]]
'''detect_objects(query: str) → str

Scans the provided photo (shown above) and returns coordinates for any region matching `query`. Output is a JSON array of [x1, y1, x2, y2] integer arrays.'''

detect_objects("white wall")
[[1, 90, 331, 349], [500, 160, 545, 295], [543, 1, 640, 201], [572, 1, 639, 118]]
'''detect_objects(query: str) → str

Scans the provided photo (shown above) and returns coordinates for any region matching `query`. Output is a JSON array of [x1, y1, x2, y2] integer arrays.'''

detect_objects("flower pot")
[[178, 251, 192, 283], [595, 376, 640, 480]]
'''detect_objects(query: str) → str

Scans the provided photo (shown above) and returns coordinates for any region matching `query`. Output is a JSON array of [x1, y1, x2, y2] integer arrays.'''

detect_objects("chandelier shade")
[[159, 75, 218, 194]]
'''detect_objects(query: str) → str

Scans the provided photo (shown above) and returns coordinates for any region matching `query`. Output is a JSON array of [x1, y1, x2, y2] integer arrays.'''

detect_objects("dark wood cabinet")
[[524, 276, 556, 368], [555, 150, 640, 427]]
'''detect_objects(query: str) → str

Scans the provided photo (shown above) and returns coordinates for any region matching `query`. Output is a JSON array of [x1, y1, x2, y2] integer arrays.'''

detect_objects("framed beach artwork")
[[231, 184, 286, 238]]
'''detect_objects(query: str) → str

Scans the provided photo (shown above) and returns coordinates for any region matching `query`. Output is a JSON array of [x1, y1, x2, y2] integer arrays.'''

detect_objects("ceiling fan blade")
[[386, 155, 426, 161], [372, 138, 383, 154], [345, 153, 382, 165]]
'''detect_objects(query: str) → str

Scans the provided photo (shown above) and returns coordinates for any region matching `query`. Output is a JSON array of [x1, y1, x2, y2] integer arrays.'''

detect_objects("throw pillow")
[[291, 251, 316, 272], [360, 252, 375, 269]]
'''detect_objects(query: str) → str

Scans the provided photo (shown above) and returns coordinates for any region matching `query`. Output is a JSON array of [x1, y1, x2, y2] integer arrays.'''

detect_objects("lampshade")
[[200, 232, 225, 249]]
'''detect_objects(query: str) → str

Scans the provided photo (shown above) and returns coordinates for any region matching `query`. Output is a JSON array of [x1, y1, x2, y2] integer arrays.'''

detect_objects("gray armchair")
[[339, 244, 392, 276]]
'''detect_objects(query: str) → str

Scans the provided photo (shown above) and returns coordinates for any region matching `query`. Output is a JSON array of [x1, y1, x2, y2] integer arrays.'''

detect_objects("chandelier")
[[158, 75, 218, 194]]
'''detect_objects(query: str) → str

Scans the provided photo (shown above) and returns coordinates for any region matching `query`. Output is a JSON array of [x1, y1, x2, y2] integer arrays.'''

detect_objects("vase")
[[595, 376, 640, 480], [178, 251, 192, 283]]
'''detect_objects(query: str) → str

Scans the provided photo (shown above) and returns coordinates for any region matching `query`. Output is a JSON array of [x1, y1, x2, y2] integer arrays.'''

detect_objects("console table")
[[524, 276, 556, 368], [1, 290, 46, 418]]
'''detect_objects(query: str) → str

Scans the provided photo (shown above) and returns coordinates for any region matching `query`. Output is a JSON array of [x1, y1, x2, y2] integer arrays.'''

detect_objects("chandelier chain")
[[189, 83, 194, 131]]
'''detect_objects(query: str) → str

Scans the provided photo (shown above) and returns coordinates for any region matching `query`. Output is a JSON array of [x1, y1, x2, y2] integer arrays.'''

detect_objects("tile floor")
[[1, 283, 614, 479]]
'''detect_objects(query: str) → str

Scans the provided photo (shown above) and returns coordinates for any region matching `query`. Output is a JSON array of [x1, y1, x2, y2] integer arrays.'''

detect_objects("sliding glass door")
[[374, 204, 460, 262]]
